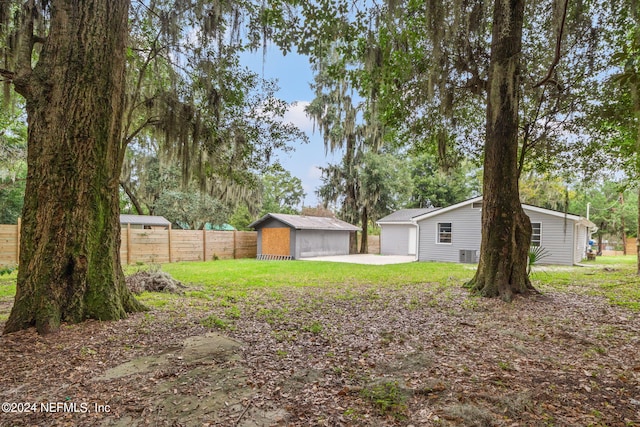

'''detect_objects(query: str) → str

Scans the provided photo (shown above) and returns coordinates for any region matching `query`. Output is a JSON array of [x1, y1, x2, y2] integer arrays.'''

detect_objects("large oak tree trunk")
[[633, 83, 640, 274], [466, 0, 536, 301], [4, 0, 145, 335], [359, 206, 368, 254], [637, 187, 640, 275], [345, 134, 359, 254]]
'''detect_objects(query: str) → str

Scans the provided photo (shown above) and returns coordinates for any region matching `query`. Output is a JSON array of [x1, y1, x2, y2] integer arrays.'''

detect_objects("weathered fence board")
[[357, 235, 380, 254], [625, 237, 638, 256], [235, 232, 258, 258], [0, 224, 18, 265], [0, 224, 378, 265], [126, 229, 170, 264]]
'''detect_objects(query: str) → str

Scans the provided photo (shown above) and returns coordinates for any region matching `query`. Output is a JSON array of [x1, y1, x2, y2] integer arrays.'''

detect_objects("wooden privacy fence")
[[0, 220, 20, 266], [0, 222, 257, 265], [601, 237, 639, 256], [0, 223, 381, 265], [357, 235, 380, 255], [121, 226, 257, 264]]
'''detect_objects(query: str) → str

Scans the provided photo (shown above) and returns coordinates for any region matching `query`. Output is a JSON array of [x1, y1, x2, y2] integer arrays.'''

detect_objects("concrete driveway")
[[300, 254, 415, 265]]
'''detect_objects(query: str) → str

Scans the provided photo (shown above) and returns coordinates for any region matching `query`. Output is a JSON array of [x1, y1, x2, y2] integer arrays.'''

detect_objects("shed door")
[[408, 227, 417, 256], [262, 228, 291, 256]]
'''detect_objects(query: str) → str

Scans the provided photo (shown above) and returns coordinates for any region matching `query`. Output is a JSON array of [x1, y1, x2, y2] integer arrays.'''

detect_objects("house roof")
[[249, 213, 360, 231], [377, 207, 441, 224], [120, 214, 171, 227], [411, 196, 596, 228], [411, 196, 483, 222]]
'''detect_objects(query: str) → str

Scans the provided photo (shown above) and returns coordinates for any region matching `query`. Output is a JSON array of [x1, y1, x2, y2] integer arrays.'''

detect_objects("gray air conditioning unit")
[[459, 249, 478, 264]]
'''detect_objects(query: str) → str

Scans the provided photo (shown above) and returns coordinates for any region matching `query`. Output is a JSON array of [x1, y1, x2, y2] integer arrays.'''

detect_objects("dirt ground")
[[0, 283, 639, 426]]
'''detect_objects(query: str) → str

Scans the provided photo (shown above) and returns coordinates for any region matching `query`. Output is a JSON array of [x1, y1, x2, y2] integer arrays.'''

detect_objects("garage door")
[[261, 228, 291, 256]]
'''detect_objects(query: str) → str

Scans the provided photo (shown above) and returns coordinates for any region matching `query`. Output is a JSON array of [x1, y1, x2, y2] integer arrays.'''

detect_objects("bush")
[[0, 265, 17, 276]]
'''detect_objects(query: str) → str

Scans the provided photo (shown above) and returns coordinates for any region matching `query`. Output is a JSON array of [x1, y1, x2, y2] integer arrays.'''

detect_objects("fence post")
[[126, 223, 131, 265], [233, 230, 237, 259], [168, 224, 173, 263], [202, 228, 207, 261], [16, 217, 21, 264]]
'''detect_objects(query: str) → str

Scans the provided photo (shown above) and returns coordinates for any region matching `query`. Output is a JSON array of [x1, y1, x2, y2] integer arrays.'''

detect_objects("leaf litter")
[[0, 281, 638, 426]]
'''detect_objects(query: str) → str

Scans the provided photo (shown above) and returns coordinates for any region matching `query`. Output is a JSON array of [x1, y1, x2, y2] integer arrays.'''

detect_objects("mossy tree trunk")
[[4, 0, 145, 335], [466, 0, 536, 301], [633, 81, 640, 274], [359, 206, 368, 254]]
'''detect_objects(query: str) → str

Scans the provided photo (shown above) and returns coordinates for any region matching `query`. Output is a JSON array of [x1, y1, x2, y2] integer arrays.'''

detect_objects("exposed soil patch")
[[92, 333, 285, 426], [0, 283, 639, 426]]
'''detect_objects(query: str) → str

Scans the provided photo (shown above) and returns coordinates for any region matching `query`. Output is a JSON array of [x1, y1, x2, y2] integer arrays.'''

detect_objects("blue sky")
[[241, 47, 340, 207]]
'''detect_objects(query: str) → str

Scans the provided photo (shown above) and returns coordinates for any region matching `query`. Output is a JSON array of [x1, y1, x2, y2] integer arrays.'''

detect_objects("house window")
[[531, 222, 541, 246], [438, 222, 452, 244], [471, 201, 483, 209]]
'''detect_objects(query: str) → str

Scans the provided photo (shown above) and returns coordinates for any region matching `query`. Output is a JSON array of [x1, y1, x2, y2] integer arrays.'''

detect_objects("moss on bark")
[[4, 0, 146, 335], [466, 0, 536, 301]]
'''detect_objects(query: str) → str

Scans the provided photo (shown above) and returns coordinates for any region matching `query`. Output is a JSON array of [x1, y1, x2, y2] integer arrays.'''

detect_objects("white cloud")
[[302, 182, 320, 206], [284, 101, 315, 133], [308, 165, 323, 179]]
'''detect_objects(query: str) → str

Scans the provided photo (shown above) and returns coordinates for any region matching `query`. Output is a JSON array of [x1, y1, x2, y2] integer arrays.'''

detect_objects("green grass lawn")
[[0, 270, 17, 298], [1, 255, 639, 310], [161, 258, 475, 289], [1, 257, 636, 427], [530, 255, 640, 309], [129, 259, 476, 306], [157, 256, 640, 310]]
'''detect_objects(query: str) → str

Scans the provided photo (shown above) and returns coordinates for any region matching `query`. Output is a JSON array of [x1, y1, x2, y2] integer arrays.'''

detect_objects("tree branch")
[[533, 0, 569, 88], [518, 84, 548, 176], [123, 28, 163, 140], [124, 116, 161, 147], [119, 180, 145, 215], [13, 0, 39, 98], [117, 115, 161, 174], [461, 74, 487, 95]]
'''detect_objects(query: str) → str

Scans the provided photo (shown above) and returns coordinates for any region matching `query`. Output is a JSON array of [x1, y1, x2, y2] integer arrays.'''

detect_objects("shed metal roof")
[[377, 208, 440, 224], [249, 213, 360, 231], [120, 214, 171, 227]]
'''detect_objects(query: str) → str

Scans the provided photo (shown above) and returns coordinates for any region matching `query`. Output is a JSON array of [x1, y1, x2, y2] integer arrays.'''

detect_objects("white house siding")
[[574, 224, 588, 264], [380, 224, 412, 255], [418, 204, 482, 262], [417, 204, 581, 265], [524, 209, 575, 265]]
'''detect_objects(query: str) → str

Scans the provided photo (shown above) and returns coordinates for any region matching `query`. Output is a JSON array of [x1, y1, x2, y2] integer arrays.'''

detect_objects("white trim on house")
[[408, 226, 417, 255], [531, 222, 542, 247], [377, 220, 414, 225], [413, 224, 420, 261], [520, 204, 583, 223], [413, 196, 483, 222], [412, 196, 596, 229], [436, 222, 453, 244], [377, 207, 441, 225]]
